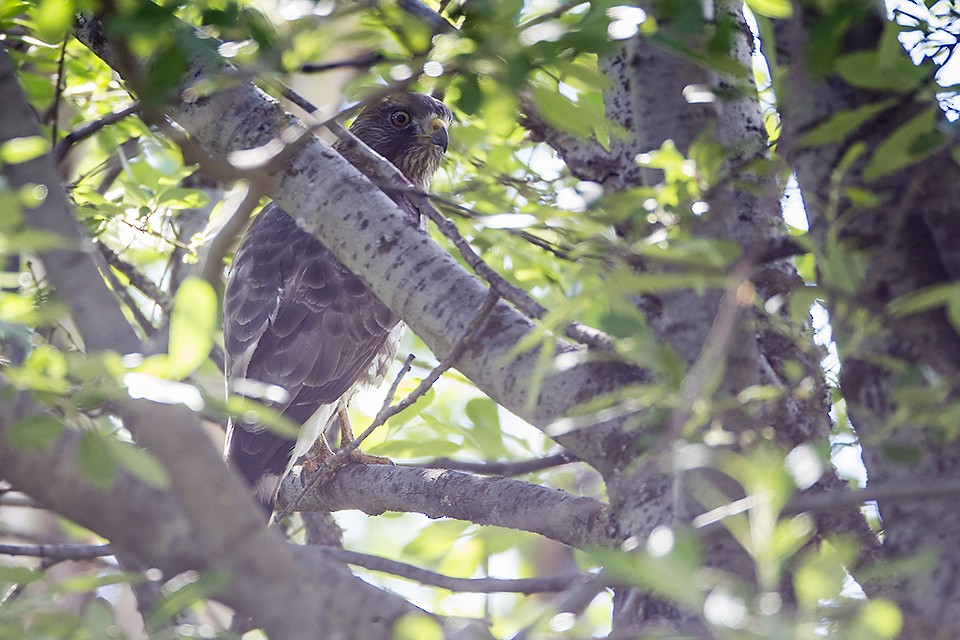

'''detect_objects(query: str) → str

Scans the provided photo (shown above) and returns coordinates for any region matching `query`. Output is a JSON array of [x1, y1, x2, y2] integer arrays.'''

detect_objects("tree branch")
[[0, 542, 115, 561], [280, 464, 617, 549], [1, 44, 420, 640], [413, 451, 578, 476], [72, 9, 649, 476], [314, 545, 587, 593]]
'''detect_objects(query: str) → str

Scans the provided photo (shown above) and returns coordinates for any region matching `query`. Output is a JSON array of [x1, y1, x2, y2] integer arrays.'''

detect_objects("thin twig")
[[693, 477, 960, 532], [315, 546, 586, 593], [55, 102, 140, 163], [416, 194, 613, 350], [99, 244, 171, 311], [0, 542, 115, 561], [274, 291, 500, 523], [375, 353, 417, 420], [299, 52, 386, 73], [413, 451, 579, 476], [100, 247, 157, 337], [50, 38, 68, 147]]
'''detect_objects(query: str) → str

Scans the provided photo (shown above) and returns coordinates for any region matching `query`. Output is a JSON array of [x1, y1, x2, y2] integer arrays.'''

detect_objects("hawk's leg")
[[337, 404, 393, 466], [301, 406, 393, 476]]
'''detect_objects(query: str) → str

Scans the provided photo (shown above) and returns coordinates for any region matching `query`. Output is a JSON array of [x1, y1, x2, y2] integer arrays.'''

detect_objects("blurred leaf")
[[105, 439, 170, 488], [169, 277, 217, 376], [532, 85, 595, 138], [154, 187, 211, 210], [393, 613, 444, 640], [464, 397, 506, 456], [833, 49, 925, 93], [794, 538, 857, 610], [59, 572, 138, 593], [0, 136, 49, 164], [799, 99, 895, 147], [0, 565, 41, 586], [863, 106, 946, 181], [7, 414, 64, 450], [78, 431, 118, 489], [859, 599, 903, 637], [147, 571, 230, 631], [744, 0, 792, 19], [402, 521, 472, 564], [888, 283, 960, 318], [32, 0, 73, 43]]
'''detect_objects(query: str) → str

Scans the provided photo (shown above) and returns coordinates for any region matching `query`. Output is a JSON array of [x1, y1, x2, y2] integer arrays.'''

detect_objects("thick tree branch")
[[72, 10, 647, 475], [279, 465, 617, 549], [0, 45, 420, 640]]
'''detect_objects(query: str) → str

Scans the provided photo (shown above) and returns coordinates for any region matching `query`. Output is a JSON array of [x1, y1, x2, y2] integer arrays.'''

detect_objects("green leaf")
[[105, 439, 170, 488], [78, 431, 118, 489], [464, 397, 506, 456], [145, 277, 217, 379], [744, 0, 792, 19], [888, 283, 960, 318], [532, 85, 595, 138], [860, 599, 903, 637], [32, 0, 73, 43], [799, 99, 896, 147], [393, 613, 444, 640], [0, 136, 49, 164], [154, 187, 211, 210], [7, 414, 64, 450], [863, 106, 947, 181], [0, 565, 42, 586], [833, 49, 925, 93], [147, 571, 230, 631]]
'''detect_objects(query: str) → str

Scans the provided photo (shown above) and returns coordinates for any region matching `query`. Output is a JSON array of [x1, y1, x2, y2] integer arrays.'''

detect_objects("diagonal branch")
[[72, 8, 649, 476]]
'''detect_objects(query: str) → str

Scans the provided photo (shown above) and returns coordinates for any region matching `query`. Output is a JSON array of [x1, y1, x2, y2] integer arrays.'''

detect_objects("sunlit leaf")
[[744, 0, 792, 19], [0, 136, 49, 164], [860, 599, 903, 637], [393, 612, 444, 640], [140, 277, 218, 379], [32, 0, 73, 43]]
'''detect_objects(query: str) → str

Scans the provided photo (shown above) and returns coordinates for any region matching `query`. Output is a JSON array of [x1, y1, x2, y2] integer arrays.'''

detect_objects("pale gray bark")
[[282, 466, 616, 548], [0, 45, 419, 639], [72, 12, 648, 474]]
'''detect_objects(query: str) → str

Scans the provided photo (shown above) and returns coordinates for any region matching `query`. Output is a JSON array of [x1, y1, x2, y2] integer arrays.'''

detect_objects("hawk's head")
[[340, 93, 453, 189]]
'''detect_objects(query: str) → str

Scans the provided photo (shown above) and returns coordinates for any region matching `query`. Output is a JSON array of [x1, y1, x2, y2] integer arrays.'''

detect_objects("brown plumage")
[[223, 93, 452, 511]]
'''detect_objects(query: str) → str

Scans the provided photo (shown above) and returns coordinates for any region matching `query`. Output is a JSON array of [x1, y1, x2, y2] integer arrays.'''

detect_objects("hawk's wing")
[[223, 203, 398, 504]]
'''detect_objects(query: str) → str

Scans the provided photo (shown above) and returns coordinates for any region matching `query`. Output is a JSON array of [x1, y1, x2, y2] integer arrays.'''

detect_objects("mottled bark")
[[777, 4, 960, 635]]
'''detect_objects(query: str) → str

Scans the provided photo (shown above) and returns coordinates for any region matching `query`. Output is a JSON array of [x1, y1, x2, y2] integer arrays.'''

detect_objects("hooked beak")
[[423, 116, 449, 152]]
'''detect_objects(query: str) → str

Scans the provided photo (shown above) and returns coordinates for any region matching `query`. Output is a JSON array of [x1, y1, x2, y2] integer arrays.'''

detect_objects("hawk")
[[223, 93, 452, 511]]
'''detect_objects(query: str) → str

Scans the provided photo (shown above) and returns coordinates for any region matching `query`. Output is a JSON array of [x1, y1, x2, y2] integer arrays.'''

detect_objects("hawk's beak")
[[426, 116, 449, 152]]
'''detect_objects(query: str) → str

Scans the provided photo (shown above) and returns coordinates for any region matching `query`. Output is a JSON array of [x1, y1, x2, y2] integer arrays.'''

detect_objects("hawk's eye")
[[390, 110, 411, 127]]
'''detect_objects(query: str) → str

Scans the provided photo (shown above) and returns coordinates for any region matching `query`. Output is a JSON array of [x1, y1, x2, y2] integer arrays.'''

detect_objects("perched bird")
[[223, 93, 452, 511]]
